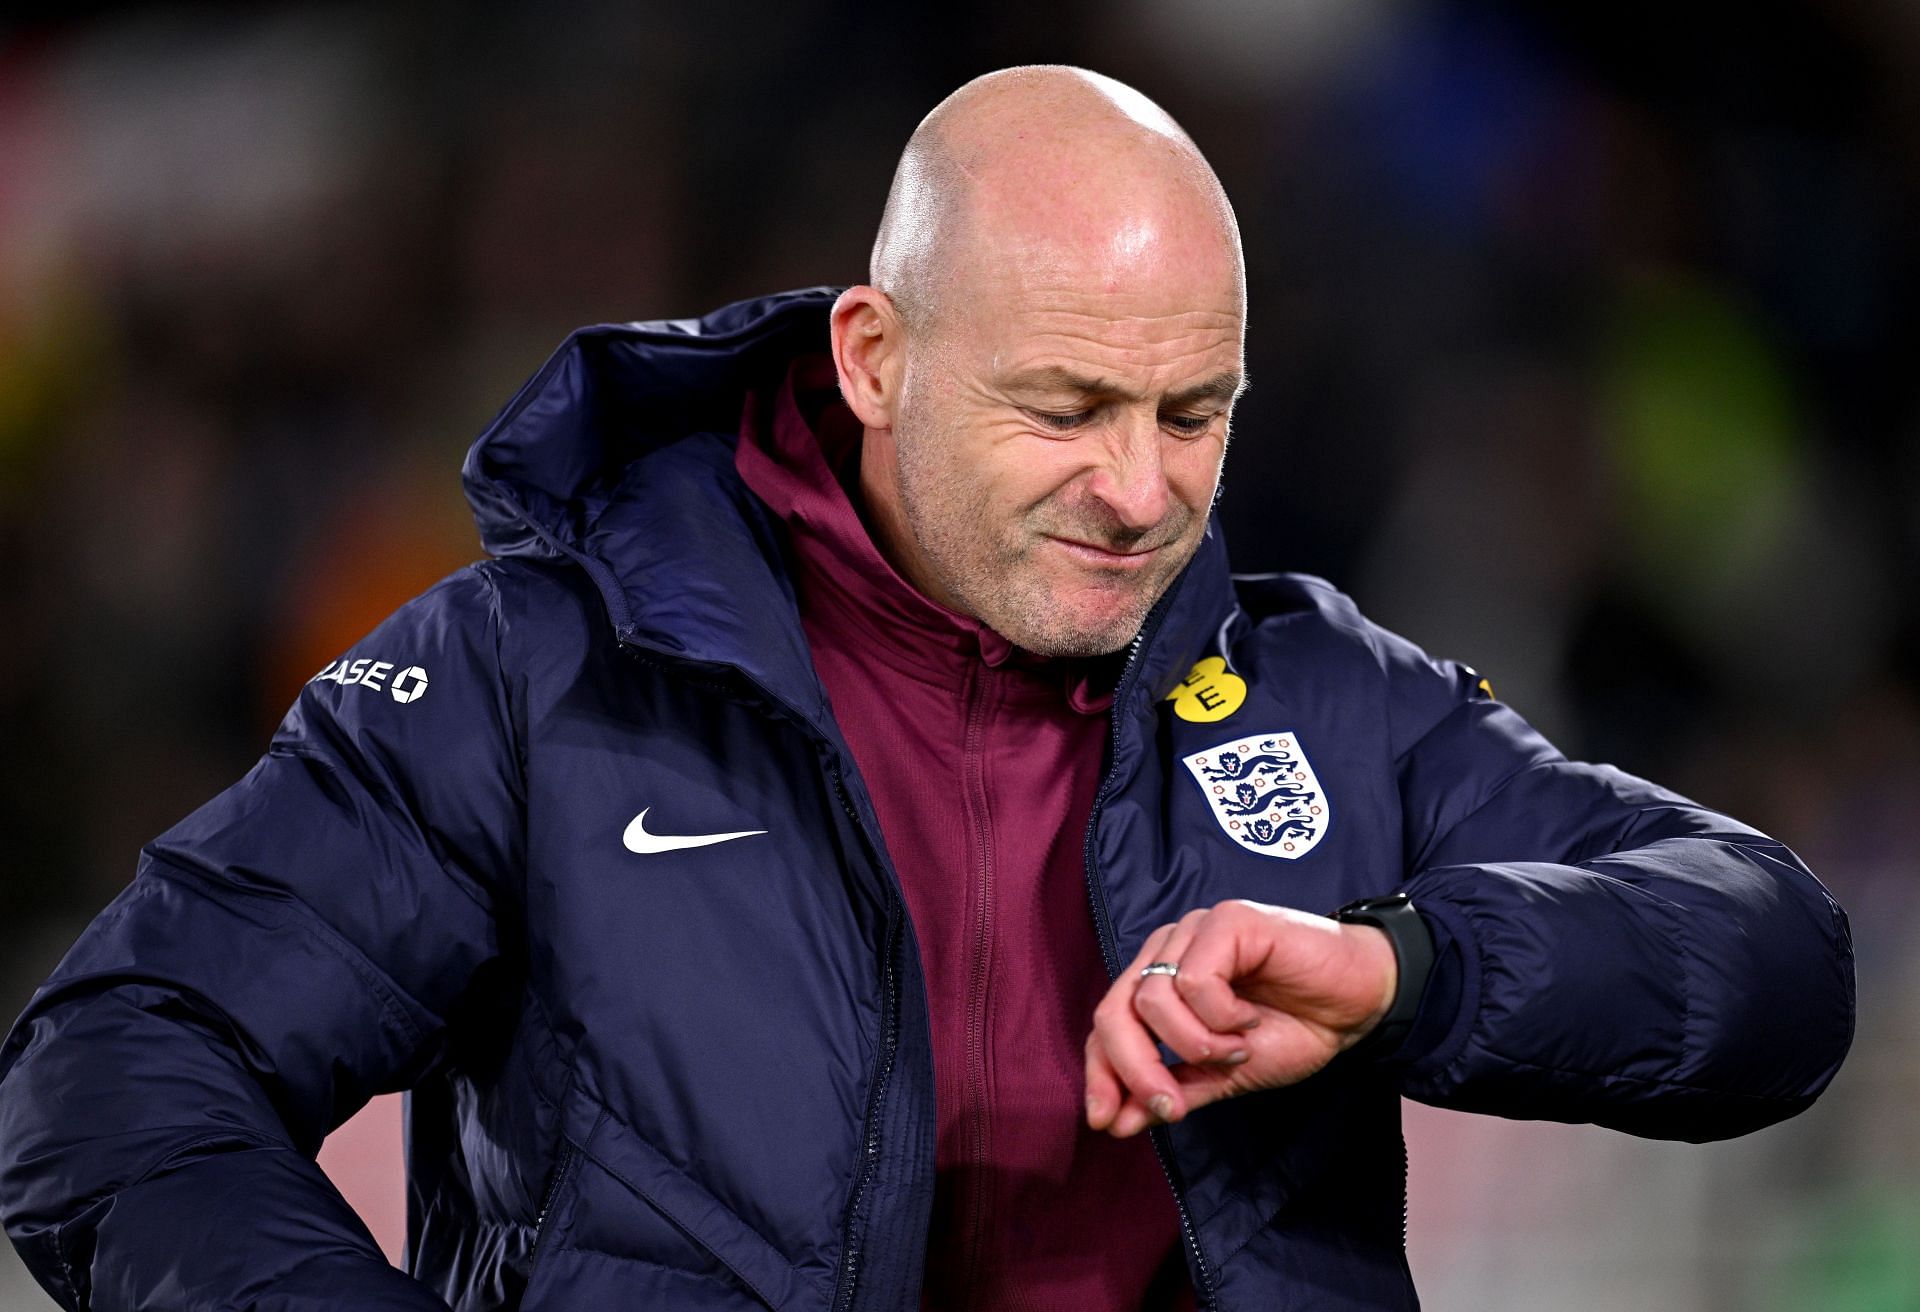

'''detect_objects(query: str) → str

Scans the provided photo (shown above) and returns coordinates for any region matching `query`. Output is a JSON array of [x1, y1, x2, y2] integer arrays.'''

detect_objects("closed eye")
[[1025, 408, 1222, 437], [1163, 413, 1215, 436], [1028, 409, 1094, 433]]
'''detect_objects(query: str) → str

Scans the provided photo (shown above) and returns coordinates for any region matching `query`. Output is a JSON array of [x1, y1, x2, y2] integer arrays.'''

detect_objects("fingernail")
[[1148, 1094, 1173, 1120], [1224, 1049, 1249, 1065], [1086, 1092, 1102, 1121], [1241, 1016, 1261, 1030], [1197, 1045, 1212, 1060]]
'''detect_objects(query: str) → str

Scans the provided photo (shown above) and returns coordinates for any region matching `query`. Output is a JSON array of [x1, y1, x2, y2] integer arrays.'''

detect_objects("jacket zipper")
[[528, 1139, 579, 1268], [613, 639, 908, 1312], [828, 764, 904, 1312], [1399, 1130, 1410, 1249], [1080, 580, 1221, 1312]]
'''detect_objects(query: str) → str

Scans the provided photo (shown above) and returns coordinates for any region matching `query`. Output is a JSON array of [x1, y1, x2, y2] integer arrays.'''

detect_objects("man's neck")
[[853, 422, 973, 620]]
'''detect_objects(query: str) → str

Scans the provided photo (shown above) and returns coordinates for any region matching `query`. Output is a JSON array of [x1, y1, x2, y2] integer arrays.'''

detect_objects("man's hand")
[[1083, 898, 1398, 1137]]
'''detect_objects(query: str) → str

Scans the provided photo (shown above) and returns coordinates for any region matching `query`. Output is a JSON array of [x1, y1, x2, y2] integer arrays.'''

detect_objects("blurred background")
[[0, 1, 1913, 1307]]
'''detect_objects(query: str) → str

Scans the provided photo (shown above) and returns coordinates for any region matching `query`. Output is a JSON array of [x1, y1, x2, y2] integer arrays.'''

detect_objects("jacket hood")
[[462, 287, 844, 717], [460, 285, 1236, 721], [463, 286, 841, 564]]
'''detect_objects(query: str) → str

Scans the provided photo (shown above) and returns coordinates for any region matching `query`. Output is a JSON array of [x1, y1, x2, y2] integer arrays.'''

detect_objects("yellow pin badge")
[[1166, 656, 1247, 723]]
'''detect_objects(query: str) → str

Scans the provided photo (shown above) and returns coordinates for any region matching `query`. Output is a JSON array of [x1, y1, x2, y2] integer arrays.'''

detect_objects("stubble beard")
[[891, 418, 1197, 659]]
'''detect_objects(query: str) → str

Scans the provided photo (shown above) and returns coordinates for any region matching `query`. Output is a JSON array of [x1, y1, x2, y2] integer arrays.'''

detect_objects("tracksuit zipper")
[[956, 662, 995, 1295], [615, 638, 907, 1312], [1080, 577, 1221, 1312]]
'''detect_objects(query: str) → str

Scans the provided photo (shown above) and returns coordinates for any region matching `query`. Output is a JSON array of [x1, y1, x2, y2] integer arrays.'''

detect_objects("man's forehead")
[[997, 361, 1247, 406], [962, 206, 1242, 305], [970, 294, 1245, 390]]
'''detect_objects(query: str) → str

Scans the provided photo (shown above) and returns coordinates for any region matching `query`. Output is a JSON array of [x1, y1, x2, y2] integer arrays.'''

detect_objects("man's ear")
[[830, 286, 906, 430]]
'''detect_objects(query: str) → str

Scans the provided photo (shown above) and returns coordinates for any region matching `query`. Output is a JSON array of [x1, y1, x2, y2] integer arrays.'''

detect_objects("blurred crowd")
[[2, 3, 1917, 1308]]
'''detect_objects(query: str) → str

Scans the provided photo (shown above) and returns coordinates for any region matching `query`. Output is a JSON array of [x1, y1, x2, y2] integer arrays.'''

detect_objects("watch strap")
[[1334, 892, 1436, 1060]]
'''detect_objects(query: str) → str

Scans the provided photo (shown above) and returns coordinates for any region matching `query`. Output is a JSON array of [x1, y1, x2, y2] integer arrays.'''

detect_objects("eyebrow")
[[1002, 365, 1249, 408]]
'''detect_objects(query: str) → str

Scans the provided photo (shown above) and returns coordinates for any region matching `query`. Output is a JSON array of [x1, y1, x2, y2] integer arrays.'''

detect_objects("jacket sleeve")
[[0, 564, 525, 1310], [1371, 625, 1856, 1142]]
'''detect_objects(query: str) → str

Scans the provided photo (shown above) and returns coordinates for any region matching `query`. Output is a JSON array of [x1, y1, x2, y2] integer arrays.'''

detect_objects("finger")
[[1173, 899, 1314, 1012], [1091, 973, 1190, 1128], [1171, 1009, 1340, 1098], [1133, 913, 1253, 1065], [1086, 922, 1179, 1130], [1178, 899, 1378, 1038], [1121, 920, 1183, 978], [1093, 1062, 1172, 1138], [1109, 1095, 1157, 1138], [1134, 969, 1252, 1066], [1168, 906, 1270, 1036], [1109, 1055, 1252, 1138], [1131, 913, 1209, 1058], [1082, 1029, 1127, 1130], [1163, 1057, 1254, 1113], [1176, 903, 1360, 1086], [1096, 912, 1253, 1136]]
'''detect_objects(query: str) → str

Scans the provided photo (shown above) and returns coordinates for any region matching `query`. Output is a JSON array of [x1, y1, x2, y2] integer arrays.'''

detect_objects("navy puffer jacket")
[[0, 288, 1855, 1310]]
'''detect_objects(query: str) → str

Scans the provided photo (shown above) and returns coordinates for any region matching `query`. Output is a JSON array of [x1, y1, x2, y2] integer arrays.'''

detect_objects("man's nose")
[[1088, 415, 1172, 533]]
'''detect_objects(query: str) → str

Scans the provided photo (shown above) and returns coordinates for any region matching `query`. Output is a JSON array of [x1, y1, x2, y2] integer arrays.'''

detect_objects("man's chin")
[[1010, 628, 1136, 660], [985, 590, 1157, 659]]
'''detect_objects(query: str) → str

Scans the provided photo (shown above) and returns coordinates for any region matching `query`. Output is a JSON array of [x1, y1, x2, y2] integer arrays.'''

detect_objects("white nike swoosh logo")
[[622, 807, 767, 855]]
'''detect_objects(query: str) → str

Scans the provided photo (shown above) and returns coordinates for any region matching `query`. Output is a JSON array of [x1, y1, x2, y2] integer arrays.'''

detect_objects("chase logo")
[[310, 657, 430, 704]]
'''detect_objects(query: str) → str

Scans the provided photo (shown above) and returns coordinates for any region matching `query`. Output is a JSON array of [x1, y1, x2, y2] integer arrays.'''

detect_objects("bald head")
[[830, 67, 1248, 658], [870, 66, 1245, 337]]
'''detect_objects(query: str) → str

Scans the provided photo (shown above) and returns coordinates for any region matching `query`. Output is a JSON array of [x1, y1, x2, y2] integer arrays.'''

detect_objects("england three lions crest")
[[1182, 733, 1331, 860]]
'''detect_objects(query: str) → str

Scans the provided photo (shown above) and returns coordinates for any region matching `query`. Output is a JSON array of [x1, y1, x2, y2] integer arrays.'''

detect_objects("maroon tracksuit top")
[[736, 355, 1197, 1311]]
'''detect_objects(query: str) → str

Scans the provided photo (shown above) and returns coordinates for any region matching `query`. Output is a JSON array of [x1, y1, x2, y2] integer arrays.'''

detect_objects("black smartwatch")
[[1334, 893, 1436, 1060]]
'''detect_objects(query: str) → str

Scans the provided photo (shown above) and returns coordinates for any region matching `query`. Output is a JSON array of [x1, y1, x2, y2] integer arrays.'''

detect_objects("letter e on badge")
[[1166, 656, 1246, 723]]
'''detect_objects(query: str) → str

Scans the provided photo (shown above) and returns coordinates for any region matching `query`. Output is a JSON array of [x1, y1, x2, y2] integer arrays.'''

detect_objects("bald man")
[[0, 66, 1852, 1312]]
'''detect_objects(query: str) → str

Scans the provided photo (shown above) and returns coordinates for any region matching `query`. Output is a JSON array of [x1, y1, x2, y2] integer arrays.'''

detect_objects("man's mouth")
[[1046, 536, 1162, 569]]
